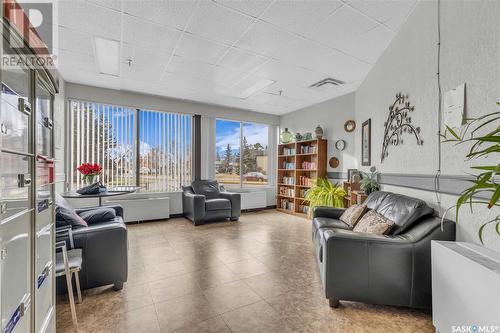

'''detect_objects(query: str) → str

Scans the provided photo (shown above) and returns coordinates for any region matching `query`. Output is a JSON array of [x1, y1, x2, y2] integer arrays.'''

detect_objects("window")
[[69, 100, 192, 192], [139, 110, 192, 192], [215, 119, 269, 187], [215, 119, 240, 185]]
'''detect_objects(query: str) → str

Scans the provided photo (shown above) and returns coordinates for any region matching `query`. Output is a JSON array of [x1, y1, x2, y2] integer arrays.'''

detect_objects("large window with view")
[[215, 119, 269, 187], [69, 100, 192, 192]]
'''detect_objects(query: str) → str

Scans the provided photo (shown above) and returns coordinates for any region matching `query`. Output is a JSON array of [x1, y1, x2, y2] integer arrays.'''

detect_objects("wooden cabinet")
[[343, 181, 367, 207], [276, 139, 327, 218]]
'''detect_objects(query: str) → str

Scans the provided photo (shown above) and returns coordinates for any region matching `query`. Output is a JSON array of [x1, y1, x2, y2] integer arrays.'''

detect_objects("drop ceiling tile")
[[213, 0, 273, 18], [58, 26, 93, 56], [121, 64, 163, 83], [57, 48, 98, 73], [342, 25, 394, 64], [261, 0, 343, 35], [123, 15, 181, 54], [346, 0, 416, 31], [123, 0, 197, 30], [250, 60, 325, 88], [58, 1, 121, 39], [87, 0, 122, 12], [218, 47, 269, 73], [305, 5, 378, 50], [236, 21, 297, 57], [186, 0, 255, 45], [274, 38, 370, 82], [175, 33, 230, 64], [167, 55, 217, 79]]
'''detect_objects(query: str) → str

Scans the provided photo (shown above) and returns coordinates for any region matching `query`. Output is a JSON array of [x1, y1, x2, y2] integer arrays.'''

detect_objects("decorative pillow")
[[353, 210, 394, 235], [339, 204, 367, 228], [78, 207, 116, 225], [56, 206, 88, 229]]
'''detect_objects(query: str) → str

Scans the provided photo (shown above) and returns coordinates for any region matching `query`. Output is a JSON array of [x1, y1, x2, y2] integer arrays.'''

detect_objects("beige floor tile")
[[202, 280, 261, 314], [154, 293, 219, 332], [221, 300, 288, 332], [225, 257, 270, 278], [149, 273, 201, 303], [56, 210, 432, 333], [172, 316, 231, 333]]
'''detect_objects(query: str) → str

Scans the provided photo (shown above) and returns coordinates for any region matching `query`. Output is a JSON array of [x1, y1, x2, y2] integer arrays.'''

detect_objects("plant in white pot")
[[441, 103, 500, 243]]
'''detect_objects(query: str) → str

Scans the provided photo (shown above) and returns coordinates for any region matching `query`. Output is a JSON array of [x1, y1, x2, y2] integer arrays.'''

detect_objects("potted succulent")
[[360, 166, 380, 195], [441, 104, 499, 243], [304, 178, 346, 217]]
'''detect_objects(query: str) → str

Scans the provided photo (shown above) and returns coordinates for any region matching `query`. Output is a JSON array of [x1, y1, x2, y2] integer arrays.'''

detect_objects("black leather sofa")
[[312, 191, 456, 309], [182, 179, 241, 226], [56, 201, 128, 292]]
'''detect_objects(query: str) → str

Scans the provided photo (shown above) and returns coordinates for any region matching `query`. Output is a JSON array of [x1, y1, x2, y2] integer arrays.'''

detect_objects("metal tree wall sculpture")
[[381, 93, 423, 162]]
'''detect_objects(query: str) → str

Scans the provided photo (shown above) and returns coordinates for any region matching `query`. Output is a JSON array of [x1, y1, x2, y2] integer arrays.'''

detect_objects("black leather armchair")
[[182, 179, 241, 226], [312, 191, 456, 309], [56, 203, 128, 292]]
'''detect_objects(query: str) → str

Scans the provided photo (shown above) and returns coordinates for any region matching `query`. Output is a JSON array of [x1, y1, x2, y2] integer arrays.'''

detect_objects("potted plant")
[[441, 104, 500, 243], [77, 162, 102, 184], [304, 178, 346, 217], [360, 166, 380, 195]]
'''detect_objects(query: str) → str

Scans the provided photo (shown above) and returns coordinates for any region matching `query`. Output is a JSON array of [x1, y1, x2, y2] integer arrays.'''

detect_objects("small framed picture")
[[347, 169, 359, 182], [361, 119, 371, 166]]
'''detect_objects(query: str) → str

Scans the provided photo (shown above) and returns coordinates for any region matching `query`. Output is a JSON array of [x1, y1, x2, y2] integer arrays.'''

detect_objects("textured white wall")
[[354, 0, 499, 250], [279, 0, 499, 250], [280, 92, 357, 174]]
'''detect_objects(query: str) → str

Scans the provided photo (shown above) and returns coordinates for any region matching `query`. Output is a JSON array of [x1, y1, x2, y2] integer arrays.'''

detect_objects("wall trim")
[[378, 173, 488, 199], [328, 172, 489, 199], [327, 172, 347, 179]]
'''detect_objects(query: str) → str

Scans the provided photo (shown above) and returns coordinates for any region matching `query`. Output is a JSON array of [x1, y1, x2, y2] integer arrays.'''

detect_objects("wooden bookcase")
[[276, 139, 327, 218]]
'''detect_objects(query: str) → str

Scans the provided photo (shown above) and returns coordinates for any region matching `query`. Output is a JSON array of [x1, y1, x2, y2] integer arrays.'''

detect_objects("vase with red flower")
[[77, 163, 103, 184]]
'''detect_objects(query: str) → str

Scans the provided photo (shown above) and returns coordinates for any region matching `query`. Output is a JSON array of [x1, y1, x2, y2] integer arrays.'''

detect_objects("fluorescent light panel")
[[94, 37, 120, 76], [238, 79, 275, 99]]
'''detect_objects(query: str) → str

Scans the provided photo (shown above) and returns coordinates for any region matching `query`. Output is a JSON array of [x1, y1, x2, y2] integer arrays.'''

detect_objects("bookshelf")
[[276, 139, 327, 218]]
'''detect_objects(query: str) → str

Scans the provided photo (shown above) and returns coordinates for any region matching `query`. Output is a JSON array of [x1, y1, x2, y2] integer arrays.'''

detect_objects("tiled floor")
[[56, 210, 433, 333]]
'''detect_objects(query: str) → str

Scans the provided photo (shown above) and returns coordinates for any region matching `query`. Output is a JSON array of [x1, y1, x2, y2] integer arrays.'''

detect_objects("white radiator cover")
[[432, 241, 500, 333], [103, 193, 170, 222], [226, 189, 267, 210]]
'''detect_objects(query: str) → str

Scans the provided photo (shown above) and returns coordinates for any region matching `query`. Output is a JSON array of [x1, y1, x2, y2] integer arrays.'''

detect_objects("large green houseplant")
[[304, 178, 346, 217], [442, 103, 500, 243]]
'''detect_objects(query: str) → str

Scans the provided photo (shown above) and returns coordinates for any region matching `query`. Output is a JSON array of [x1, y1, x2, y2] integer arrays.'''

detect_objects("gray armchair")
[[182, 180, 241, 226], [312, 191, 456, 309], [55, 195, 128, 292]]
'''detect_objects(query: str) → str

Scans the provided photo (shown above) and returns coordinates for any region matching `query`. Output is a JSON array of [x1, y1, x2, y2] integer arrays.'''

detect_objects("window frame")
[[67, 99, 194, 192], [215, 118, 271, 188]]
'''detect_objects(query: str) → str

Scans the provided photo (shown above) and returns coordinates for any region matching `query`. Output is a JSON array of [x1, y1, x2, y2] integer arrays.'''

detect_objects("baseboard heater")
[[432, 241, 500, 333], [104, 193, 170, 223]]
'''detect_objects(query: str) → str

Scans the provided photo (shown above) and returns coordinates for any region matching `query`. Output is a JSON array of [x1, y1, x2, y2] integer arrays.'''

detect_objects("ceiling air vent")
[[309, 78, 345, 90]]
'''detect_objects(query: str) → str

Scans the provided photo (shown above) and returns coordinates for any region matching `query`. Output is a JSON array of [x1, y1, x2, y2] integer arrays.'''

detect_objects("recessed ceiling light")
[[238, 79, 275, 99], [94, 37, 120, 76]]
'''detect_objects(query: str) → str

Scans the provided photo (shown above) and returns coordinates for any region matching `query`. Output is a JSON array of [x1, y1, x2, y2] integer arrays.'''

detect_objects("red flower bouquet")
[[77, 163, 102, 184]]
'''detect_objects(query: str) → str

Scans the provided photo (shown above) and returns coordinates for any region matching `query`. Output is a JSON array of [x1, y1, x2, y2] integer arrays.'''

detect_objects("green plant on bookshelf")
[[360, 166, 380, 195], [304, 178, 346, 218], [441, 104, 500, 243]]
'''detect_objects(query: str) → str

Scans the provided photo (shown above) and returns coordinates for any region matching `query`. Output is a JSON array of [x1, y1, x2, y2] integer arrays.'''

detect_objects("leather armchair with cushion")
[[312, 191, 456, 309], [182, 179, 241, 225], [55, 195, 128, 292]]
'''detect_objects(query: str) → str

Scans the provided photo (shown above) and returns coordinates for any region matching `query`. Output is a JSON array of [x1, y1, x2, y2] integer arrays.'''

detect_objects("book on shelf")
[[300, 161, 316, 170], [281, 176, 295, 185], [299, 145, 317, 154], [282, 148, 296, 155]]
